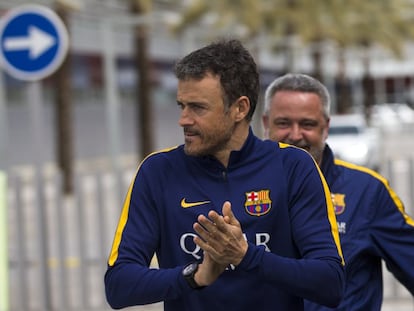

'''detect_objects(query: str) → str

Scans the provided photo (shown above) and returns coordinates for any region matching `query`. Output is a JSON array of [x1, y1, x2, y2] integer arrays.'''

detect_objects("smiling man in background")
[[262, 73, 414, 311]]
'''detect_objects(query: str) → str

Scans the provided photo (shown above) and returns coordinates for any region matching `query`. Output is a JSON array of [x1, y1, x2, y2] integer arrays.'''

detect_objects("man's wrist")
[[182, 262, 206, 289], [233, 240, 249, 266]]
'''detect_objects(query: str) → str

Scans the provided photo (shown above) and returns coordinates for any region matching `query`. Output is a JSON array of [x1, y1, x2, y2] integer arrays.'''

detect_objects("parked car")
[[371, 103, 414, 131], [327, 114, 381, 171]]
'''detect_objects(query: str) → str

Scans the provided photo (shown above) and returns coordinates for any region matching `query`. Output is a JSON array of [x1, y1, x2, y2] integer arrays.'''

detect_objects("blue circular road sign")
[[0, 4, 69, 81]]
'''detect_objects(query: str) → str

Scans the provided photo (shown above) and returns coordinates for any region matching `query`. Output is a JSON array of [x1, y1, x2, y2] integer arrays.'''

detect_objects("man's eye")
[[302, 122, 316, 129], [275, 121, 289, 128], [190, 105, 207, 114]]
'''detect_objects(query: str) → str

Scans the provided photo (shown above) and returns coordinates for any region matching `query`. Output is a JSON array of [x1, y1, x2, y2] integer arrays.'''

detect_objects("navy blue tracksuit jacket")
[[105, 129, 344, 311]]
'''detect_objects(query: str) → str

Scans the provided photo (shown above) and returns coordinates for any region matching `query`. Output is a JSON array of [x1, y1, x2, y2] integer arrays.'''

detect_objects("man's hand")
[[193, 201, 248, 267], [193, 252, 227, 287]]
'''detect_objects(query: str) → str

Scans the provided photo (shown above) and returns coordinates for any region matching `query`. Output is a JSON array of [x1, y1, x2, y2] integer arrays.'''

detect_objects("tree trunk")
[[54, 4, 74, 194], [336, 48, 352, 114], [362, 73, 374, 125], [130, 0, 153, 159], [311, 44, 323, 83], [362, 47, 374, 125], [282, 0, 296, 74]]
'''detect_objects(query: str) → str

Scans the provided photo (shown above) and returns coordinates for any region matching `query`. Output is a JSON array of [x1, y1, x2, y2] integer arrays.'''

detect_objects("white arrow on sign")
[[3, 25, 56, 59]]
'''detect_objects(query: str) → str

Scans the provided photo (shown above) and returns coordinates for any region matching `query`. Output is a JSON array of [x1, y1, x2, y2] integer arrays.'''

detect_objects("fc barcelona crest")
[[332, 193, 346, 215], [244, 190, 272, 216]]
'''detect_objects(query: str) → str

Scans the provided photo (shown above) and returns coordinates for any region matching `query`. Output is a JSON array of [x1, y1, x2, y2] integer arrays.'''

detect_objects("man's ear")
[[262, 115, 269, 129], [323, 118, 330, 141], [233, 96, 250, 121]]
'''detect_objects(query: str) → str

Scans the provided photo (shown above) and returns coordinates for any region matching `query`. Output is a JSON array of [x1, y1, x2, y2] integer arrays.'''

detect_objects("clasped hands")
[[192, 201, 248, 287]]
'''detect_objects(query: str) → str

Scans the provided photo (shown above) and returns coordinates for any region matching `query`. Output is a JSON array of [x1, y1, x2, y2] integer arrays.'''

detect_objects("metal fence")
[[7, 165, 135, 311], [5, 157, 414, 311]]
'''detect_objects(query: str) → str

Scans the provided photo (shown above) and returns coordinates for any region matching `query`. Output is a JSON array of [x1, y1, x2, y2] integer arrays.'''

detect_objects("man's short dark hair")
[[174, 39, 260, 121]]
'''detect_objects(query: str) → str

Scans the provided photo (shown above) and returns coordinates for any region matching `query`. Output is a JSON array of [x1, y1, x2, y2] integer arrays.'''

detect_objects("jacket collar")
[[188, 127, 258, 171], [320, 144, 341, 184]]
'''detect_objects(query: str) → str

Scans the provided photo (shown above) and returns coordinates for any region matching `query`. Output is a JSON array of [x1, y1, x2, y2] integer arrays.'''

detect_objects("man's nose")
[[289, 124, 303, 141], [178, 108, 193, 127]]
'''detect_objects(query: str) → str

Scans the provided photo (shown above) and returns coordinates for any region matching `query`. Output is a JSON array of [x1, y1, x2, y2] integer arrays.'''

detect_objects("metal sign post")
[[0, 69, 8, 311], [0, 4, 69, 310], [0, 171, 7, 311]]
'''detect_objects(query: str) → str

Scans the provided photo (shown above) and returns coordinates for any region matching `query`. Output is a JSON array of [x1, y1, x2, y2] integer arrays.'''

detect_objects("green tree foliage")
[[172, 0, 414, 114]]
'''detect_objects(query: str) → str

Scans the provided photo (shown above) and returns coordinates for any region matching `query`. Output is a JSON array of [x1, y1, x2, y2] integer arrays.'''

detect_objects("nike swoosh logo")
[[181, 198, 211, 208]]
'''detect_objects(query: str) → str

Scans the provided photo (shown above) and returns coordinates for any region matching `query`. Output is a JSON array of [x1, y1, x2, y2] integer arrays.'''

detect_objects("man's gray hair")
[[263, 73, 331, 120]]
